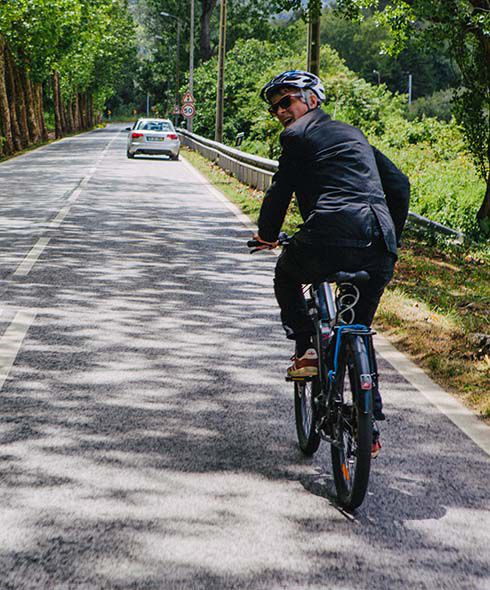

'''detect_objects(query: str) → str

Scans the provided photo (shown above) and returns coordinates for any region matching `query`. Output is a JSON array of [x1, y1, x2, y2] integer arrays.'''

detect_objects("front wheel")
[[294, 377, 321, 455], [331, 339, 373, 510]]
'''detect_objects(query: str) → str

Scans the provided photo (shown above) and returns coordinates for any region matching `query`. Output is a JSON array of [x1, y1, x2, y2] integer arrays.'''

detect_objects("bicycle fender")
[[349, 335, 373, 415]]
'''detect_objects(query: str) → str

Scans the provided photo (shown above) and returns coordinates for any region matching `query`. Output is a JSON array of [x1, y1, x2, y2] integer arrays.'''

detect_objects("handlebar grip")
[[247, 240, 261, 248]]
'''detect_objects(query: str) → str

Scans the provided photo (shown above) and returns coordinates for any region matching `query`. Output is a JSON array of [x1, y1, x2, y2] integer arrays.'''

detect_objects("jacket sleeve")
[[372, 146, 410, 243], [257, 131, 302, 242]]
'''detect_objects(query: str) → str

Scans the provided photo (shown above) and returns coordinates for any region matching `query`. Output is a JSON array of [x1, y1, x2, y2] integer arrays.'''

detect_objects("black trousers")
[[274, 230, 396, 340]]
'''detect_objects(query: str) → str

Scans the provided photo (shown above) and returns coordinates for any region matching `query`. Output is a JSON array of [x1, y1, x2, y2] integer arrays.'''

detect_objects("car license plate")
[[147, 136, 164, 141]]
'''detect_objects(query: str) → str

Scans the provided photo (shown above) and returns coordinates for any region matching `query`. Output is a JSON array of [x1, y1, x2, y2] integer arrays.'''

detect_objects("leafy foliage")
[[0, 0, 135, 107], [336, 0, 490, 228], [320, 8, 458, 99]]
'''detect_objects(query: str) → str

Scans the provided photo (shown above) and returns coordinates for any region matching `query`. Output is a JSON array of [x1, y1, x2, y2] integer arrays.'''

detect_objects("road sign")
[[172, 104, 180, 115], [181, 104, 196, 118], [182, 91, 195, 104]]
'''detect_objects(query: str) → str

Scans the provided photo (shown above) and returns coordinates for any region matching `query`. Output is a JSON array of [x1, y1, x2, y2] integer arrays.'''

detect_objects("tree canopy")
[[335, 0, 490, 230]]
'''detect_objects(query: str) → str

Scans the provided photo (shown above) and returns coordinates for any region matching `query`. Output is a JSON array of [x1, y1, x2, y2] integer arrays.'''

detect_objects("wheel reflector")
[[341, 463, 350, 481]]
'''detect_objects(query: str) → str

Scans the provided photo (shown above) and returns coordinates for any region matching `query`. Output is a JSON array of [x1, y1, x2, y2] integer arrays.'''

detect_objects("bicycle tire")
[[331, 337, 373, 510], [294, 377, 321, 455]]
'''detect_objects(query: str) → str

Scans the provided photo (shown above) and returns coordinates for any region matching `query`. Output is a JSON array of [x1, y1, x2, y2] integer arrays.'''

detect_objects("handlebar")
[[247, 239, 262, 248], [247, 232, 291, 252]]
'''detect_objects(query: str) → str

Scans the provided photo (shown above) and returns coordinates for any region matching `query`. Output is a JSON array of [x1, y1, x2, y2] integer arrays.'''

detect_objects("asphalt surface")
[[0, 124, 488, 589]]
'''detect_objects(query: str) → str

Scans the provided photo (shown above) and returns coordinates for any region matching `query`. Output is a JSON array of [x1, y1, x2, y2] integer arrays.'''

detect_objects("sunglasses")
[[268, 93, 303, 115]]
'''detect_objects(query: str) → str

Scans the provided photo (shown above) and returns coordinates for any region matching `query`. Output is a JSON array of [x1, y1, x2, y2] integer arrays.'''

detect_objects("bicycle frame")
[[309, 281, 376, 433]]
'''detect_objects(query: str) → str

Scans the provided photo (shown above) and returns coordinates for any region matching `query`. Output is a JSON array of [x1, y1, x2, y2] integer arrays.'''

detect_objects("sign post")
[[181, 91, 196, 123]]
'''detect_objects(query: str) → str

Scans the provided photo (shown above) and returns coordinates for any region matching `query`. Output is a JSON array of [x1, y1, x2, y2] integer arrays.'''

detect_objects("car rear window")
[[137, 120, 173, 132]]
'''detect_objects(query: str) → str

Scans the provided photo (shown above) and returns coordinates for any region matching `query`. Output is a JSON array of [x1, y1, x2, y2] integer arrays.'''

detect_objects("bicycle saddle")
[[325, 270, 370, 285]]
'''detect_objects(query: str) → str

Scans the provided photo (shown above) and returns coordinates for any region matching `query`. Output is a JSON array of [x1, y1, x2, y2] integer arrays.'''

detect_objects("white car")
[[126, 118, 180, 160]]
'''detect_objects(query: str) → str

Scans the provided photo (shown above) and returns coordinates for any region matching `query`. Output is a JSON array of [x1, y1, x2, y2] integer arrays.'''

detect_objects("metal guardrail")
[[178, 129, 275, 192], [178, 128, 465, 240]]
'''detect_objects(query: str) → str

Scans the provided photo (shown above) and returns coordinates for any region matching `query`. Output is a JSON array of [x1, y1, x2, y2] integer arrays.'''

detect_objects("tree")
[[0, 0, 135, 153], [320, 9, 458, 98], [200, 0, 218, 61], [336, 0, 490, 234]]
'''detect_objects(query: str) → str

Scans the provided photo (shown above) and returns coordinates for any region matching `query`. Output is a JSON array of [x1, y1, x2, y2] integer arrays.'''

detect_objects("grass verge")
[[183, 146, 490, 420]]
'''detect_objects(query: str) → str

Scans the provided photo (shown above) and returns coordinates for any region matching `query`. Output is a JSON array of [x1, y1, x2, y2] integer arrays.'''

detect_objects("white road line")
[[13, 130, 122, 277], [182, 153, 490, 455], [12, 238, 50, 277], [0, 310, 36, 391], [67, 188, 83, 204], [49, 205, 71, 229], [375, 333, 490, 456]]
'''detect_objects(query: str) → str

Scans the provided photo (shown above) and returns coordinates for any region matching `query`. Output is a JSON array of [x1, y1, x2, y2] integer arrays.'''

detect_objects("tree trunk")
[[60, 95, 68, 134], [79, 93, 84, 129], [4, 46, 22, 151], [200, 0, 217, 62], [65, 98, 74, 133], [52, 72, 63, 138], [73, 94, 81, 131], [22, 70, 41, 143], [477, 174, 490, 234], [35, 83, 48, 142], [0, 37, 14, 155], [12, 59, 30, 147], [80, 93, 87, 128], [88, 94, 94, 127]]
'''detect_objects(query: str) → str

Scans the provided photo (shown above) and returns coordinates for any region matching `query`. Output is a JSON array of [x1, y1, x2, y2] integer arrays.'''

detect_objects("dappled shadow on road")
[[0, 134, 488, 588], [0, 127, 118, 283]]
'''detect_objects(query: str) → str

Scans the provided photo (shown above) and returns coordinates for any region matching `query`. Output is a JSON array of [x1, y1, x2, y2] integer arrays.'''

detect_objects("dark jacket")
[[258, 108, 410, 255]]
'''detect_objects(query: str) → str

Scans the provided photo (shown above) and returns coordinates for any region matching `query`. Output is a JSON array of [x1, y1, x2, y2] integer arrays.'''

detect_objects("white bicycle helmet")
[[260, 70, 326, 104]]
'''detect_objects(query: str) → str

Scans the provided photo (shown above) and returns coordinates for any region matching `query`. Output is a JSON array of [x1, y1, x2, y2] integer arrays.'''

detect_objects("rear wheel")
[[331, 339, 372, 510], [127, 150, 135, 159], [294, 377, 321, 455], [170, 152, 179, 161]]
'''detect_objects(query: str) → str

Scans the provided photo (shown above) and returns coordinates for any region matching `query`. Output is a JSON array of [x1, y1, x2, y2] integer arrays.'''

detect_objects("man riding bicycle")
[[253, 70, 410, 428]]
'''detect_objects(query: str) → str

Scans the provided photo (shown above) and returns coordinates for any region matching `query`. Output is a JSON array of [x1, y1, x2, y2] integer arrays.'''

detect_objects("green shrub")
[[408, 89, 455, 122]]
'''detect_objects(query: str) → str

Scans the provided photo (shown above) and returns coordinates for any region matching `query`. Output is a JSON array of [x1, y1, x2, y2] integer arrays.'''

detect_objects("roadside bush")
[[408, 89, 455, 122], [372, 133, 484, 237]]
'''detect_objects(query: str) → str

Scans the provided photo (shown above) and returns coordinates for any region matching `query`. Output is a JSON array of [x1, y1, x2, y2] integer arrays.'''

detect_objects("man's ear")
[[308, 92, 318, 109]]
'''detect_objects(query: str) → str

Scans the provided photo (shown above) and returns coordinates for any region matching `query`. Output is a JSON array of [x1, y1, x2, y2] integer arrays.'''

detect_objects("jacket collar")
[[280, 107, 331, 136]]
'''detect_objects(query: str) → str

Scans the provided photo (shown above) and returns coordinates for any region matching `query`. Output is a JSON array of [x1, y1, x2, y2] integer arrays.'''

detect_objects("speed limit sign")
[[181, 103, 196, 118]]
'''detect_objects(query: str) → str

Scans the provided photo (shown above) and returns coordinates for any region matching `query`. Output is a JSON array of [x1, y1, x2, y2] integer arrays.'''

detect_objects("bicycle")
[[248, 233, 380, 510]]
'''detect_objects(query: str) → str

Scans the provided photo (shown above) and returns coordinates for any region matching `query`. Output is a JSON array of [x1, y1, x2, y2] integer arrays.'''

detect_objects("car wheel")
[[170, 153, 179, 161], [127, 150, 135, 159]]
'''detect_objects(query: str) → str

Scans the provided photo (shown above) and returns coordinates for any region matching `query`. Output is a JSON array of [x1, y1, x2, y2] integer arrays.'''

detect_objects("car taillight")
[[132, 132, 143, 138], [167, 133, 178, 140]]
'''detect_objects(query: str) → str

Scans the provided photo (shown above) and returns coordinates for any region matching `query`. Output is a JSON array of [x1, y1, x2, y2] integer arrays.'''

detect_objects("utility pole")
[[160, 12, 181, 126], [188, 0, 195, 132], [175, 19, 181, 126], [215, 0, 227, 143], [307, 1, 321, 75]]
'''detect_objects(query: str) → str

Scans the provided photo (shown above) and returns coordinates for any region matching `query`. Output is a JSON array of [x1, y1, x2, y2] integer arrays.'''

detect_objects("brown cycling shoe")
[[287, 348, 319, 378], [372, 426, 382, 459]]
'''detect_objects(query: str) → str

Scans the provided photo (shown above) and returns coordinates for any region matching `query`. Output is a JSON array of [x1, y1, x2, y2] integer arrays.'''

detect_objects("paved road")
[[0, 124, 488, 589]]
